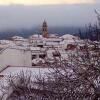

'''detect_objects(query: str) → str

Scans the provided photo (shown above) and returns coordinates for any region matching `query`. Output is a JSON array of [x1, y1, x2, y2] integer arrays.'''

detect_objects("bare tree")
[[79, 10, 100, 41]]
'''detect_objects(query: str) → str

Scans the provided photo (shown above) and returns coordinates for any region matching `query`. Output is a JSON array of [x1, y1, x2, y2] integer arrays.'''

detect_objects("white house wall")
[[0, 48, 32, 71]]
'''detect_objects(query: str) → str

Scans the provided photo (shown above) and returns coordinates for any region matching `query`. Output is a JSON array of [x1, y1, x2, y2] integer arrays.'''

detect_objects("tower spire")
[[42, 20, 49, 38]]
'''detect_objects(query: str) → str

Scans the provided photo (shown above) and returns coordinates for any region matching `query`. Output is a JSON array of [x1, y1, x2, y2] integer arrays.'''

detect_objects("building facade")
[[0, 47, 32, 71]]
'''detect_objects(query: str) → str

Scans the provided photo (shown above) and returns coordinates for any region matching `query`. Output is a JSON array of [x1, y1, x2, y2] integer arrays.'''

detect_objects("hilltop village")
[[0, 21, 99, 71], [0, 21, 80, 68]]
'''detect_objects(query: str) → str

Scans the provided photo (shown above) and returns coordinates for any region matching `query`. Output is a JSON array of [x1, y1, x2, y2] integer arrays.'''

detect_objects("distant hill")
[[0, 27, 85, 39]]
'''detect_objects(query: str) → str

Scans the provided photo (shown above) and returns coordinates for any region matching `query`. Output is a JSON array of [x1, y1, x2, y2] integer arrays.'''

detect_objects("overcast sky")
[[0, 0, 100, 31], [0, 0, 99, 5]]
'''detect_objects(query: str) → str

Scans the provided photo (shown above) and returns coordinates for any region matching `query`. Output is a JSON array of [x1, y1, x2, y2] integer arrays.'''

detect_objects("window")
[[39, 54, 46, 59], [32, 55, 37, 60]]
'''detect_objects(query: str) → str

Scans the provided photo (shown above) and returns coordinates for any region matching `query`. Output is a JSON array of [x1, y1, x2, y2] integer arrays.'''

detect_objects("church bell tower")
[[42, 21, 48, 38]]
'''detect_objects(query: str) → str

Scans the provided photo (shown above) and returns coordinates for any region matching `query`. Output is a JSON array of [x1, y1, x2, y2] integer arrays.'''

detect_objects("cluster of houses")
[[0, 22, 99, 73], [0, 21, 79, 69], [0, 21, 99, 70]]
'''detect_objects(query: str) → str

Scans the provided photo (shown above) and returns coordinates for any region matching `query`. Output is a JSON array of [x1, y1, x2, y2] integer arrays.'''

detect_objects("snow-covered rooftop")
[[0, 67, 51, 76], [61, 34, 79, 40], [49, 34, 59, 38], [11, 36, 24, 39], [29, 34, 43, 39]]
